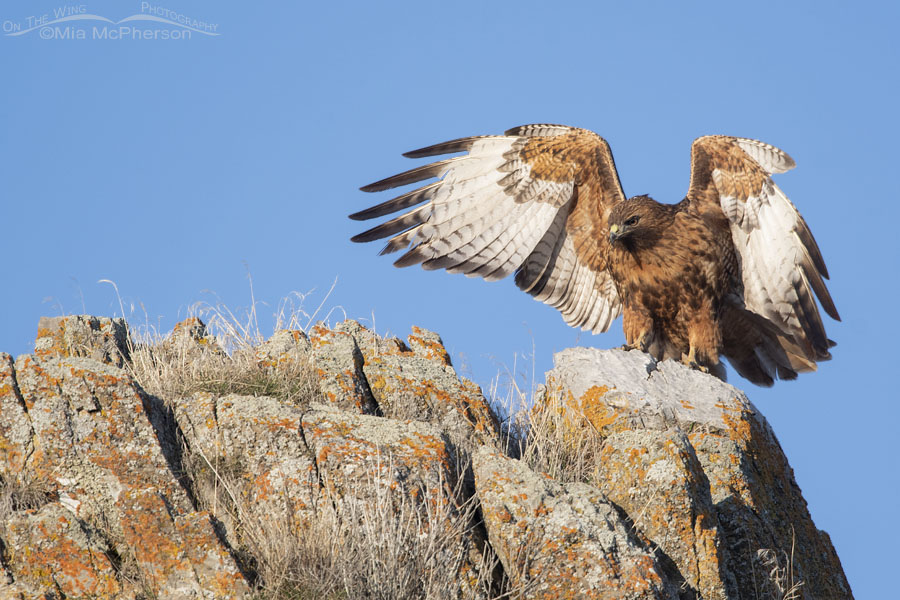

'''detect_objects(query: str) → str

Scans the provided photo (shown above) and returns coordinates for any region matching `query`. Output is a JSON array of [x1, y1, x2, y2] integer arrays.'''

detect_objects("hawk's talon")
[[681, 355, 710, 373], [619, 338, 649, 353]]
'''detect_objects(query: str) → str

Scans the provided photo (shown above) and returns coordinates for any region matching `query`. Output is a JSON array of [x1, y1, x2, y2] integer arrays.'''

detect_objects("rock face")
[[0, 351, 248, 598], [474, 446, 678, 599], [0, 315, 852, 599], [542, 348, 852, 600]]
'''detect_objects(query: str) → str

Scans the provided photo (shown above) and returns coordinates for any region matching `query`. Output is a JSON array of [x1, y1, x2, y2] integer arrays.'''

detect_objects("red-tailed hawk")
[[350, 125, 839, 386]]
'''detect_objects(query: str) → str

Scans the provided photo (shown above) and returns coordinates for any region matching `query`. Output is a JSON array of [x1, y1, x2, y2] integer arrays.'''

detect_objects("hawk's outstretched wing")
[[352, 125, 626, 333], [685, 136, 840, 368]]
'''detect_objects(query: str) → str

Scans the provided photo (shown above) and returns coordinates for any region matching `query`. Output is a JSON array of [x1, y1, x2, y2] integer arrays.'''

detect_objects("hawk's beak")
[[609, 224, 621, 243]]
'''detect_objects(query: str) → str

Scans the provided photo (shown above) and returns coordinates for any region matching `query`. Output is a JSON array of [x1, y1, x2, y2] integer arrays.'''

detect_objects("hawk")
[[350, 125, 839, 386]]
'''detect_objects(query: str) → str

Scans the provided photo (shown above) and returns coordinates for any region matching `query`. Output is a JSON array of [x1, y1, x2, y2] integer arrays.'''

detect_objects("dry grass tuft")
[[187, 449, 507, 600], [516, 387, 606, 485], [489, 367, 604, 486], [126, 296, 321, 407], [128, 332, 319, 407], [755, 528, 804, 600], [481, 348, 606, 484], [0, 476, 56, 521]]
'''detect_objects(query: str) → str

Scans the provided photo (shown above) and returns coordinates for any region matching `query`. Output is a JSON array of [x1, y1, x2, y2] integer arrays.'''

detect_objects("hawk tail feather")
[[722, 303, 822, 387]]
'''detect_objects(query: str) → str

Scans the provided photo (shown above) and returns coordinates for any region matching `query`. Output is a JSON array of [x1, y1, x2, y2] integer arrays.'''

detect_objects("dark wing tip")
[[350, 181, 438, 222], [359, 181, 384, 193], [776, 365, 799, 382], [350, 209, 424, 244], [402, 141, 464, 159], [359, 158, 458, 193], [402, 135, 503, 159]]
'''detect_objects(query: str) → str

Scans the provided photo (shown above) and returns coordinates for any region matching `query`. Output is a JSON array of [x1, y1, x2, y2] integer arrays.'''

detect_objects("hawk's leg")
[[682, 346, 710, 373], [681, 304, 721, 372], [622, 307, 654, 353]]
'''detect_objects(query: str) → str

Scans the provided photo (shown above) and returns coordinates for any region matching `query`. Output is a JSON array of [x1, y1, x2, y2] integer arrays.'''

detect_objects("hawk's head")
[[608, 195, 666, 245]]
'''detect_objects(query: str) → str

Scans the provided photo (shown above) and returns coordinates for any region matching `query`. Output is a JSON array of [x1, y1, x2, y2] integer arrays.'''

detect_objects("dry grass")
[[754, 528, 804, 600], [480, 344, 606, 484], [128, 331, 320, 407], [126, 294, 322, 407], [186, 447, 508, 600], [488, 366, 604, 486], [517, 387, 606, 485], [0, 475, 55, 521]]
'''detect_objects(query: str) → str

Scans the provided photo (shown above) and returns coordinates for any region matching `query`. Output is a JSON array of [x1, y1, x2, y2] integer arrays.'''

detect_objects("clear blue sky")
[[2, 2, 896, 596]]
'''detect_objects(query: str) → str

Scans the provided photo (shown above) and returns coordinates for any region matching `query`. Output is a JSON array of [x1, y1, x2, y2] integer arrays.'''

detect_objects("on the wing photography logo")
[[3, 3, 219, 40]]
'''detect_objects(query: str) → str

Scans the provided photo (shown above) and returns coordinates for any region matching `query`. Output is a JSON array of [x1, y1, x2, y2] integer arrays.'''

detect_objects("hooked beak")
[[609, 223, 621, 243]]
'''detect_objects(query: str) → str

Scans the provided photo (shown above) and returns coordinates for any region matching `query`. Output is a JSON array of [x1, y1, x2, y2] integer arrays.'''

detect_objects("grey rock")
[[0, 501, 124, 599], [473, 446, 678, 599], [335, 320, 502, 454], [301, 403, 461, 500], [308, 323, 380, 415], [598, 427, 733, 599], [301, 404, 488, 599], [547, 347, 746, 430], [35, 315, 130, 366], [174, 392, 319, 549], [0, 353, 33, 480], [255, 328, 311, 360]]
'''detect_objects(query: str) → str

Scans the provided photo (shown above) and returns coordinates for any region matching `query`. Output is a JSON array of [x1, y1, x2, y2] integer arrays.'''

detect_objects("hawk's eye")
[[625, 216, 640, 227]]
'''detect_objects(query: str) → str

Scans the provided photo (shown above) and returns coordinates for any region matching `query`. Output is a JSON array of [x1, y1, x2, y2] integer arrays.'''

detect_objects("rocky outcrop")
[[541, 348, 852, 600], [0, 315, 852, 599]]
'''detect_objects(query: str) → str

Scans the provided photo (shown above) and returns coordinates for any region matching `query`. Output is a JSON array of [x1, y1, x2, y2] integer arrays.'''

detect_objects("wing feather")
[[688, 136, 839, 368], [360, 157, 464, 192], [403, 135, 508, 159], [354, 126, 626, 331], [348, 181, 439, 221], [351, 204, 429, 243]]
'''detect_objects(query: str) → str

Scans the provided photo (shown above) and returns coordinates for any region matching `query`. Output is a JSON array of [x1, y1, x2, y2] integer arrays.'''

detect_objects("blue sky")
[[2, 1, 896, 595]]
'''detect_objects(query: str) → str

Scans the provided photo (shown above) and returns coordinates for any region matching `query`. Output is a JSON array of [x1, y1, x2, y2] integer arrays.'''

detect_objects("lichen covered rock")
[[308, 323, 381, 414], [0, 502, 121, 599], [0, 353, 33, 479], [598, 427, 731, 599], [34, 315, 130, 367], [543, 347, 852, 600], [302, 403, 460, 501], [254, 328, 311, 364], [174, 392, 319, 548], [474, 446, 677, 599], [0, 354, 249, 598], [335, 320, 502, 452]]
